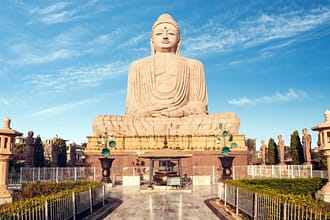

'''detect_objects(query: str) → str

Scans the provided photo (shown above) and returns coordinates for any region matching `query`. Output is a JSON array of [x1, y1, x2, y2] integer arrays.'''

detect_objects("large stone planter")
[[218, 156, 235, 181], [99, 158, 115, 183]]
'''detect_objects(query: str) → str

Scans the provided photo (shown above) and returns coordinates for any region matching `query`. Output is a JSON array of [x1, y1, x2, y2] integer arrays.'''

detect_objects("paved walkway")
[[103, 184, 222, 220]]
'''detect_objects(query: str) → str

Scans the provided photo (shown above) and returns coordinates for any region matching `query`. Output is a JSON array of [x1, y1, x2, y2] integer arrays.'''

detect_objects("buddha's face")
[[152, 23, 179, 53]]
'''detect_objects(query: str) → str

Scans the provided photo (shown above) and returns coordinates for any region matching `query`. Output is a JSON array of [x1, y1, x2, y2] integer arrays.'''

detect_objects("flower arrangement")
[[216, 123, 237, 156], [97, 129, 116, 157]]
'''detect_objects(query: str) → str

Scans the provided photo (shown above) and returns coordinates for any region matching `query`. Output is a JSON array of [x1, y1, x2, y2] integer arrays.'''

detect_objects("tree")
[[290, 130, 304, 164], [314, 133, 327, 169], [34, 135, 45, 167], [267, 138, 278, 165], [57, 138, 67, 167]]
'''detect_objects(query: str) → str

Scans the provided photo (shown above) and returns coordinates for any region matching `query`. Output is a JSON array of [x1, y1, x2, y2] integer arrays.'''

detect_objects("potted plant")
[[216, 123, 238, 180], [98, 131, 116, 183]]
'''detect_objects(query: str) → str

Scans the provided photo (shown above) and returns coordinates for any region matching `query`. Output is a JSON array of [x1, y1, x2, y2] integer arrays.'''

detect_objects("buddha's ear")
[[176, 38, 182, 55], [150, 38, 155, 55]]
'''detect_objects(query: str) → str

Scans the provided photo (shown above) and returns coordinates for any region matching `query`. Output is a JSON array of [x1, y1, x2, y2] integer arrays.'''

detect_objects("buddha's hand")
[[182, 103, 207, 116], [150, 108, 184, 118]]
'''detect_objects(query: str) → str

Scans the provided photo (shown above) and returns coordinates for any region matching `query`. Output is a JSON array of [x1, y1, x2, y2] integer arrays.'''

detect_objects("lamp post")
[[98, 127, 116, 183], [312, 110, 330, 202], [0, 118, 22, 205], [216, 122, 237, 181]]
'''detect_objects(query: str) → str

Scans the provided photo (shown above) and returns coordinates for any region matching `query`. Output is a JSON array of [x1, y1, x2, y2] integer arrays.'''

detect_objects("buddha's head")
[[151, 14, 182, 55]]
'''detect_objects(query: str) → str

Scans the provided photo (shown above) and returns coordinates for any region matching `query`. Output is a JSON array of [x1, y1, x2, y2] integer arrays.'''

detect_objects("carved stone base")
[[316, 182, 330, 202], [0, 185, 12, 205]]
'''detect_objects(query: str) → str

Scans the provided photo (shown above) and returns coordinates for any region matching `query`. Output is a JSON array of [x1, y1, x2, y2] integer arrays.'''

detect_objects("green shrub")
[[0, 181, 102, 218], [225, 178, 328, 208]]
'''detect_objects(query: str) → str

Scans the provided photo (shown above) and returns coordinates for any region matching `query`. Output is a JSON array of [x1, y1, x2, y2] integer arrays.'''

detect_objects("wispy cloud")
[[28, 2, 80, 25], [0, 98, 9, 105], [118, 32, 149, 48], [21, 49, 77, 65], [32, 98, 99, 117], [228, 89, 308, 106], [183, 6, 330, 55], [28, 61, 128, 93]]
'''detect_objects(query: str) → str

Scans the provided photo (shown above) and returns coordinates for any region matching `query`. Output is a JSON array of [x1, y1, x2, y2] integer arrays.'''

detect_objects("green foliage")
[[57, 138, 67, 167], [225, 178, 328, 208], [0, 181, 102, 218], [267, 138, 278, 164], [19, 181, 101, 199], [290, 130, 304, 164], [34, 135, 45, 167]]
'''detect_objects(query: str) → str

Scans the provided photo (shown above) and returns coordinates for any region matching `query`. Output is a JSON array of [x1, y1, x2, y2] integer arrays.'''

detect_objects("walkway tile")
[[104, 185, 220, 220]]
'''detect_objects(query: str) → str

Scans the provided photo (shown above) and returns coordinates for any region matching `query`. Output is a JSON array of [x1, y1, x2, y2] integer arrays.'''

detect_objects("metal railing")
[[219, 183, 330, 220], [233, 165, 328, 180], [8, 165, 328, 187], [1, 185, 107, 220]]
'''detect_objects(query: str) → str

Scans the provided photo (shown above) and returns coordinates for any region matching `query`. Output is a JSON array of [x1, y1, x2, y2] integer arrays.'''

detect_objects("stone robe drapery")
[[126, 54, 208, 117]]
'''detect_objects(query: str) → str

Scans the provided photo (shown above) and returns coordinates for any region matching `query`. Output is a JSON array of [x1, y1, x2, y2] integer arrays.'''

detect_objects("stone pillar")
[[277, 135, 285, 165], [302, 128, 312, 165], [0, 118, 22, 205], [260, 140, 266, 165], [312, 110, 330, 202], [24, 130, 35, 167]]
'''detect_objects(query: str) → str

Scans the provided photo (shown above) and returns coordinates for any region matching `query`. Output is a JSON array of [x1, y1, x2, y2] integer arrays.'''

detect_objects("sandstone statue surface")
[[302, 128, 312, 165], [93, 14, 240, 137]]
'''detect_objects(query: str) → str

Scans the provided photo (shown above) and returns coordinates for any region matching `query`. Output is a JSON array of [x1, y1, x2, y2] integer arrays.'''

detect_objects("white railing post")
[[232, 166, 236, 180], [253, 193, 257, 220], [224, 183, 227, 206], [20, 167, 23, 184], [103, 184, 105, 206], [236, 187, 239, 215], [56, 167, 58, 183], [283, 201, 287, 220], [74, 167, 77, 181], [89, 188, 93, 214], [72, 191, 76, 220], [45, 200, 48, 220]]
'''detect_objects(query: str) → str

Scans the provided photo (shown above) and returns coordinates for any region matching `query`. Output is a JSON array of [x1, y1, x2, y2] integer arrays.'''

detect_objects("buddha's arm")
[[125, 62, 140, 116], [185, 59, 208, 115]]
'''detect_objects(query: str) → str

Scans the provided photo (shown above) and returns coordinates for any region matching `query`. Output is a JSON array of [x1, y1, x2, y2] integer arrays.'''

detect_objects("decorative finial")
[[152, 13, 180, 33], [3, 117, 11, 129], [324, 109, 330, 122]]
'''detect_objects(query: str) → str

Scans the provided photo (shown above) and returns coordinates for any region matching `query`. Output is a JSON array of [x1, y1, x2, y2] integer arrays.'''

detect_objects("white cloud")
[[32, 98, 98, 117], [28, 2, 84, 25], [228, 89, 308, 106], [21, 49, 77, 65], [183, 6, 330, 55], [28, 61, 128, 93], [1, 99, 9, 105], [118, 32, 149, 48], [30, 2, 69, 15]]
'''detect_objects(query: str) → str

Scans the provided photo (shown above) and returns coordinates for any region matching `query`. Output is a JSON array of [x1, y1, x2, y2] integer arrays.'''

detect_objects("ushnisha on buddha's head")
[[150, 13, 182, 55]]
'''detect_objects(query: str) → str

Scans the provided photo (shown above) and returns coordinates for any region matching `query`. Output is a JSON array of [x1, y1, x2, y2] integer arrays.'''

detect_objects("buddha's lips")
[[161, 40, 169, 44]]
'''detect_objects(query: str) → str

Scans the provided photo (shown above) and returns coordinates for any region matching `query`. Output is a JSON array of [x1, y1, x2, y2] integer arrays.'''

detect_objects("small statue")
[[277, 135, 285, 165], [302, 128, 312, 165], [24, 131, 35, 167], [260, 140, 267, 165]]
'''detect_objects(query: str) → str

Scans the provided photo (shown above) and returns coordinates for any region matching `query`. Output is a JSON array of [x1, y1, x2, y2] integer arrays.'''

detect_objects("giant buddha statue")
[[93, 14, 240, 137]]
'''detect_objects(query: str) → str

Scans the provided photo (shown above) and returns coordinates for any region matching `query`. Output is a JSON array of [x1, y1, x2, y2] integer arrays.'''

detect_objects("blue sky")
[[1, 0, 329, 148]]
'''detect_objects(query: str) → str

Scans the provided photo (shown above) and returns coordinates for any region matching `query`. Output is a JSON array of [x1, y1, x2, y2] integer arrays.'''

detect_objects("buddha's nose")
[[163, 31, 168, 39]]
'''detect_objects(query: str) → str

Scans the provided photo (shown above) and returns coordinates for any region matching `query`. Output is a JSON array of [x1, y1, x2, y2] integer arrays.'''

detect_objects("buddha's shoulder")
[[129, 56, 153, 67], [180, 56, 204, 66], [129, 55, 204, 67]]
